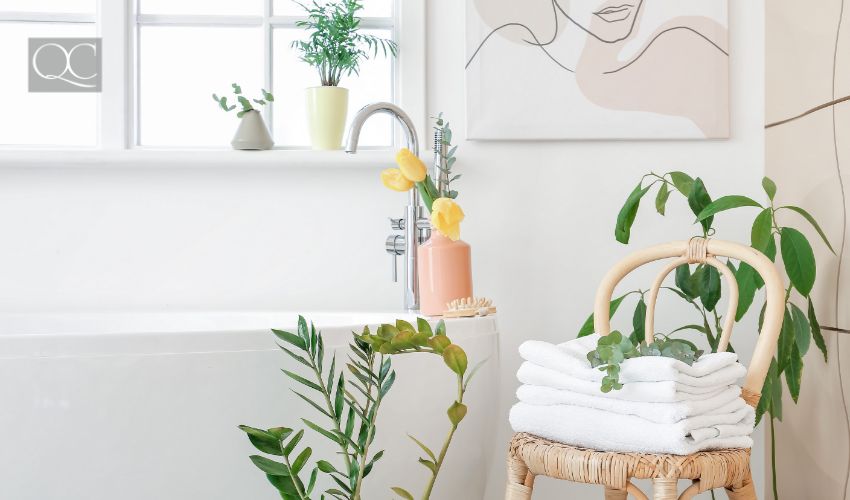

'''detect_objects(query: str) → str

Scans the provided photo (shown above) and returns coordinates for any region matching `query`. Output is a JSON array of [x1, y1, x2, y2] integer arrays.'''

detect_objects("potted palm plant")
[[291, 0, 397, 150]]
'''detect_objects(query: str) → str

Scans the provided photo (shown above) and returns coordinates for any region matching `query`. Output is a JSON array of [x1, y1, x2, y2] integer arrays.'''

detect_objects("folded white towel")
[[516, 385, 745, 424], [509, 402, 755, 455], [517, 362, 734, 402], [519, 335, 746, 386]]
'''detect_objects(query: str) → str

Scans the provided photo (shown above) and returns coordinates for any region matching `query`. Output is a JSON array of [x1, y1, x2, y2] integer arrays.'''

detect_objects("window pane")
[[272, 28, 394, 148], [139, 26, 264, 147], [0, 0, 95, 14], [139, 0, 262, 16], [273, 0, 392, 18], [0, 22, 97, 146]]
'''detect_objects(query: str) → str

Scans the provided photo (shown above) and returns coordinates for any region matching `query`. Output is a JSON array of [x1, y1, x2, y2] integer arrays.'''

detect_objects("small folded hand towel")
[[517, 362, 734, 403], [516, 384, 745, 424], [509, 401, 755, 455], [519, 335, 746, 386]]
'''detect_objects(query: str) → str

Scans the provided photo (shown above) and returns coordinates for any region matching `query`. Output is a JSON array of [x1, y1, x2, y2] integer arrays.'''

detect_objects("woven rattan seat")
[[504, 240, 784, 500]]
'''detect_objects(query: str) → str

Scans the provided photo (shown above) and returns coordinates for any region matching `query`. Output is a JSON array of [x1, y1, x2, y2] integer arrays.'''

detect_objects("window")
[[0, 1, 98, 146], [0, 0, 424, 152]]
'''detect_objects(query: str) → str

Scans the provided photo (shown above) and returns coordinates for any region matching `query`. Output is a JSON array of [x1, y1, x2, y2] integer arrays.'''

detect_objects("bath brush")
[[443, 297, 497, 318]]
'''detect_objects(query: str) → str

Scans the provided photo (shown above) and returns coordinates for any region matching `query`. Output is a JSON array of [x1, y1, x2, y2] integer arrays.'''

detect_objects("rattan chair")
[[505, 239, 784, 500]]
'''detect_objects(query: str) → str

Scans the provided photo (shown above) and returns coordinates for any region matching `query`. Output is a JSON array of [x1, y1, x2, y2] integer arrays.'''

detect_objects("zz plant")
[[581, 172, 832, 500], [291, 0, 397, 87], [239, 316, 482, 500]]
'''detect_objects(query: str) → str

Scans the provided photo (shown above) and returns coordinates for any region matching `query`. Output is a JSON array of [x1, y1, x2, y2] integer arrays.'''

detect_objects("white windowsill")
[[0, 149, 400, 169]]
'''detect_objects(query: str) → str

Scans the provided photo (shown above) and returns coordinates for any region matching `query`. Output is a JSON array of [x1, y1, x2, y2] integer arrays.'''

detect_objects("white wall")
[[0, 0, 765, 498]]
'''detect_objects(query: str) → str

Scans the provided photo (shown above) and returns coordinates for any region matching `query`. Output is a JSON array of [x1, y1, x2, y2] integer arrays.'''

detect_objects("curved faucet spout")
[[345, 102, 420, 157]]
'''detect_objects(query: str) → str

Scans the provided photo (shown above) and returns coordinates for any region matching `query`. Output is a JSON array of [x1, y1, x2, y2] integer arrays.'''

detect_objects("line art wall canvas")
[[465, 1, 730, 140]]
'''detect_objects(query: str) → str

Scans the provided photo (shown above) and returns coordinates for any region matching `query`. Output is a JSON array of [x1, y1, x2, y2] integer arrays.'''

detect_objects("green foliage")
[[586, 331, 703, 392], [241, 316, 392, 500], [213, 83, 274, 118], [356, 320, 483, 499], [600, 172, 832, 500], [432, 112, 460, 199], [291, 0, 397, 87]]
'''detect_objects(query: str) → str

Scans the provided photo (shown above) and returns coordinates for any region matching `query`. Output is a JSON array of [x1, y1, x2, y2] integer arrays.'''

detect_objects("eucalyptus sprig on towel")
[[580, 172, 831, 500], [587, 331, 703, 392]]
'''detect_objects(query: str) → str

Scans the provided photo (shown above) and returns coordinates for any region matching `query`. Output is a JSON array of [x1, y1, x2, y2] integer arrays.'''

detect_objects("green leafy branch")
[[586, 331, 703, 392], [356, 318, 483, 500], [240, 316, 392, 500], [431, 112, 460, 199], [291, 0, 397, 87], [604, 171, 833, 500], [213, 83, 274, 118]]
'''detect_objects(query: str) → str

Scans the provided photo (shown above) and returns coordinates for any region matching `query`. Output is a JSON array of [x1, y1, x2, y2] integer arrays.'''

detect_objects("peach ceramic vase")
[[417, 231, 473, 316]]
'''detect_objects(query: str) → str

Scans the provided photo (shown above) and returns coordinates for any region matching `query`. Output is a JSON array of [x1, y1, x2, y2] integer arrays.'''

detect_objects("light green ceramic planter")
[[305, 86, 349, 150]]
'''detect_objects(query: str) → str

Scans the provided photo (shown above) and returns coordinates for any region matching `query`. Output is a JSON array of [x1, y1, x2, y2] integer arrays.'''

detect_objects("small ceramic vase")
[[418, 231, 473, 316], [305, 86, 349, 150], [231, 110, 273, 150]]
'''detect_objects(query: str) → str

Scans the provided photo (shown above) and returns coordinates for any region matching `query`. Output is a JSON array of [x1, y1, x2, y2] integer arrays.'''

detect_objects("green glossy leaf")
[[808, 298, 828, 362], [755, 360, 776, 425], [771, 359, 784, 421], [697, 195, 762, 221], [301, 418, 342, 445], [655, 182, 670, 215], [272, 329, 307, 350], [790, 303, 811, 356], [687, 178, 713, 233], [762, 176, 777, 201], [283, 370, 322, 393], [418, 457, 437, 473], [442, 344, 468, 375], [785, 344, 803, 403], [780, 227, 816, 296], [416, 317, 433, 337], [675, 265, 698, 299], [250, 455, 290, 475], [391, 487, 414, 500], [750, 208, 773, 252], [578, 293, 630, 337], [734, 262, 757, 321], [669, 171, 695, 196], [395, 319, 416, 333], [379, 370, 395, 398], [266, 473, 300, 495], [615, 182, 651, 244], [316, 460, 336, 473], [408, 434, 437, 461], [282, 429, 304, 456], [291, 446, 312, 475], [631, 298, 646, 344], [700, 265, 721, 312], [779, 205, 835, 254], [427, 335, 451, 353], [778, 309, 795, 371], [447, 400, 468, 425], [239, 425, 285, 456]]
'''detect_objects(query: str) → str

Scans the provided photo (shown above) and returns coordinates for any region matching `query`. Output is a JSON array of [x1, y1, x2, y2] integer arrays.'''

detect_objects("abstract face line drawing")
[[465, 0, 730, 140]]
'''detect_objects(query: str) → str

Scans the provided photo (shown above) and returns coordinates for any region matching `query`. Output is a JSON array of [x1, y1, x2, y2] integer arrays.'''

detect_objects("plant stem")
[[282, 451, 309, 500], [351, 353, 383, 500], [770, 416, 779, 500], [309, 359, 353, 476], [421, 374, 465, 500]]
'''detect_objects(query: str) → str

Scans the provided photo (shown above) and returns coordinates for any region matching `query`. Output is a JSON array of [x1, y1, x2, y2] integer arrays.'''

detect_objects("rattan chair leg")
[[604, 486, 628, 499], [652, 478, 678, 500], [505, 454, 534, 500], [724, 470, 756, 500]]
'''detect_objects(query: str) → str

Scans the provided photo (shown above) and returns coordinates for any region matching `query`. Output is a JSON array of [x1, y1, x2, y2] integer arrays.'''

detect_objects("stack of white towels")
[[509, 334, 756, 455]]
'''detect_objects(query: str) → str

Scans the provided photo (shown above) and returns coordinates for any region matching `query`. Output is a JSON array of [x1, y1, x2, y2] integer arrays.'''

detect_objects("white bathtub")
[[0, 312, 500, 500]]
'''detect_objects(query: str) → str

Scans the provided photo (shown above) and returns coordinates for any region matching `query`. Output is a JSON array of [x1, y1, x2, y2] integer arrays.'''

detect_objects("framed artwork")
[[465, 1, 729, 140]]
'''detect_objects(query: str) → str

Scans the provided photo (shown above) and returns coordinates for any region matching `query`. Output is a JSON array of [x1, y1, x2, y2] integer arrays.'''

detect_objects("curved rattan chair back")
[[591, 238, 784, 404], [503, 238, 785, 500]]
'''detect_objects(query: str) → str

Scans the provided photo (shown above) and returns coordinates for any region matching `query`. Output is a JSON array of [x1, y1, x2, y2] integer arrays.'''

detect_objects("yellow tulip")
[[381, 168, 415, 192], [395, 148, 427, 182], [431, 197, 465, 241]]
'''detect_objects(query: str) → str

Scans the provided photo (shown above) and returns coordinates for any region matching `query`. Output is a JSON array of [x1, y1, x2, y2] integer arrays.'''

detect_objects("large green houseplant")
[[291, 0, 397, 150], [580, 172, 832, 500]]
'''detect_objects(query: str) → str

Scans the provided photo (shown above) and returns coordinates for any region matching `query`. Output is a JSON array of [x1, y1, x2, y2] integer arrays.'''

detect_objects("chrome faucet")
[[345, 102, 430, 311]]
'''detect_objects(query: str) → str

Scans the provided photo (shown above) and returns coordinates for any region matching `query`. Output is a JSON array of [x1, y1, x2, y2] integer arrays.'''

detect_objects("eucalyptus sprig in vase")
[[381, 114, 472, 316]]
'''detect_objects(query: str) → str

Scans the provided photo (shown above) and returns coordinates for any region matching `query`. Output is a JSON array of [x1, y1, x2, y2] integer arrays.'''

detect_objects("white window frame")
[[0, 0, 425, 161]]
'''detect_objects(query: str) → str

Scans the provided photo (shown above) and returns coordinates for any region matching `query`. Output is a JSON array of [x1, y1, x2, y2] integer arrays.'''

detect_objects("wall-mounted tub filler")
[[346, 102, 430, 311]]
